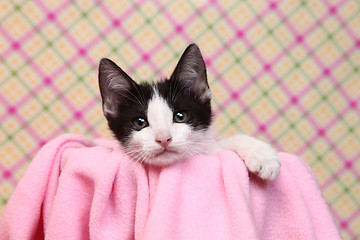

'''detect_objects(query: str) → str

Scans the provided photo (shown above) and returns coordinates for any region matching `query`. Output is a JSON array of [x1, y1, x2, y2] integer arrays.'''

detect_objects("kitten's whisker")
[[139, 153, 148, 165], [169, 79, 173, 102], [125, 148, 150, 165], [116, 92, 139, 104], [124, 149, 143, 155], [123, 149, 147, 170], [135, 152, 149, 168], [126, 151, 146, 170], [170, 79, 180, 102], [132, 85, 146, 106], [121, 88, 144, 107], [173, 86, 186, 103], [130, 156, 142, 169]]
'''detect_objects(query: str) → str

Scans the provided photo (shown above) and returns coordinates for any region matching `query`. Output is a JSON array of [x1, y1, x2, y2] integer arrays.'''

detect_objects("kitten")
[[98, 43, 281, 180]]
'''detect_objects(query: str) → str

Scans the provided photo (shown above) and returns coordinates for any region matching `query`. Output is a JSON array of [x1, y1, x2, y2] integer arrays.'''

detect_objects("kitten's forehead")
[[147, 87, 173, 129]]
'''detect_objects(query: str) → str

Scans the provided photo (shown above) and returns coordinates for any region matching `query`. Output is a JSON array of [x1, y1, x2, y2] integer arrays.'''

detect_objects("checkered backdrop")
[[0, 0, 359, 238]]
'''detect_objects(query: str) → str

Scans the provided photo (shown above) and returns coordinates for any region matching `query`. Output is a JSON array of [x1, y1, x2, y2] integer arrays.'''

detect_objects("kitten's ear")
[[170, 43, 211, 102], [98, 58, 136, 118]]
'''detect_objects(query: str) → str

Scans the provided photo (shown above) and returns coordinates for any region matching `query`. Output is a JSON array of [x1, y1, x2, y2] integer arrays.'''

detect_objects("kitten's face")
[[99, 44, 213, 165]]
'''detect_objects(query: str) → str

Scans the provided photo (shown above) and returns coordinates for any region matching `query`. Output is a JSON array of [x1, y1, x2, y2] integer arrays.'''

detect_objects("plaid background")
[[0, 0, 359, 238]]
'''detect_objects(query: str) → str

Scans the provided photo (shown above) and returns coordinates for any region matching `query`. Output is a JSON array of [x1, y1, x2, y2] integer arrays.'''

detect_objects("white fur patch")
[[147, 90, 173, 140]]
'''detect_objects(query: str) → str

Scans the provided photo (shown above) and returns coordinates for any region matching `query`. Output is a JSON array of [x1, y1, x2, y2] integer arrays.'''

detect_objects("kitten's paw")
[[240, 145, 281, 181]]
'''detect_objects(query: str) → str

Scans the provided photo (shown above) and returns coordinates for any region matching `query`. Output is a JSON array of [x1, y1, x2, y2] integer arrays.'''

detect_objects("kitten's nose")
[[155, 136, 172, 148]]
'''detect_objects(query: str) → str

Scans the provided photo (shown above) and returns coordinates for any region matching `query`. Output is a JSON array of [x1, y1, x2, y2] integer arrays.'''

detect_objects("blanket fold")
[[0, 134, 340, 240]]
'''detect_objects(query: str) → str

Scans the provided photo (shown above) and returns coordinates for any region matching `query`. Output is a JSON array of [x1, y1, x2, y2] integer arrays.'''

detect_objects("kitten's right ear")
[[98, 58, 135, 118]]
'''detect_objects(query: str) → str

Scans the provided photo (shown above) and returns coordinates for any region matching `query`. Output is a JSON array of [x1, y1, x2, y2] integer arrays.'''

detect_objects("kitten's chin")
[[144, 150, 188, 166]]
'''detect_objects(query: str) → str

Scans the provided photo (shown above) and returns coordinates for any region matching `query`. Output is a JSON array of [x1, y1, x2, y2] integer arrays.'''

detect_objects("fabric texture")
[[0, 134, 341, 240]]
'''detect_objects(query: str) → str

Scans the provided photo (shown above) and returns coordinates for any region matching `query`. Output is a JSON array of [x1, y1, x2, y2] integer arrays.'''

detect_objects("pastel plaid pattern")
[[0, 0, 359, 239]]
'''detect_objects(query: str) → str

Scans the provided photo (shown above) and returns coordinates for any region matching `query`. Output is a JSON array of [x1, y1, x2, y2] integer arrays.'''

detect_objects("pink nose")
[[155, 137, 172, 148]]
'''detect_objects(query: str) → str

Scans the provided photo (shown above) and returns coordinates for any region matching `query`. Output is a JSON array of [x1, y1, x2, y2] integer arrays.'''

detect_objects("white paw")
[[239, 144, 281, 180]]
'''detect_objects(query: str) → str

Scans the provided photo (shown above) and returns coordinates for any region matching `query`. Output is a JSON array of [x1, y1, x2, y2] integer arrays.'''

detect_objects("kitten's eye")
[[174, 111, 188, 123], [132, 117, 149, 130]]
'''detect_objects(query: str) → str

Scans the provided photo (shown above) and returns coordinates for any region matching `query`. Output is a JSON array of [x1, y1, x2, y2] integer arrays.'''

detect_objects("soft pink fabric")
[[0, 134, 340, 240]]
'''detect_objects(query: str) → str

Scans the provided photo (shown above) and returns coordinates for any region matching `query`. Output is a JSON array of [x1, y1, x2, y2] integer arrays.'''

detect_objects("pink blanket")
[[0, 134, 340, 240]]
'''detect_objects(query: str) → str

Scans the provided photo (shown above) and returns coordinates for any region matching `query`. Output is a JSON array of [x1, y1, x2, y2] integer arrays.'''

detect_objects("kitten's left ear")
[[170, 43, 211, 102]]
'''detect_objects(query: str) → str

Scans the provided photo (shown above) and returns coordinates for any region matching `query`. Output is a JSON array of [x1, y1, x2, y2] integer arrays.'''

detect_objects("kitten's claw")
[[240, 145, 281, 181]]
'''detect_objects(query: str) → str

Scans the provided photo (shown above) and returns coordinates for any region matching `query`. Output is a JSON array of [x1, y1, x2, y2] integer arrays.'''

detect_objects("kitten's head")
[[98, 44, 213, 165]]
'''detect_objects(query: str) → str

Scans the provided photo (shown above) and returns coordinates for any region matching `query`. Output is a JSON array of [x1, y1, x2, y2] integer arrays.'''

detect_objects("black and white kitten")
[[98, 44, 281, 180]]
